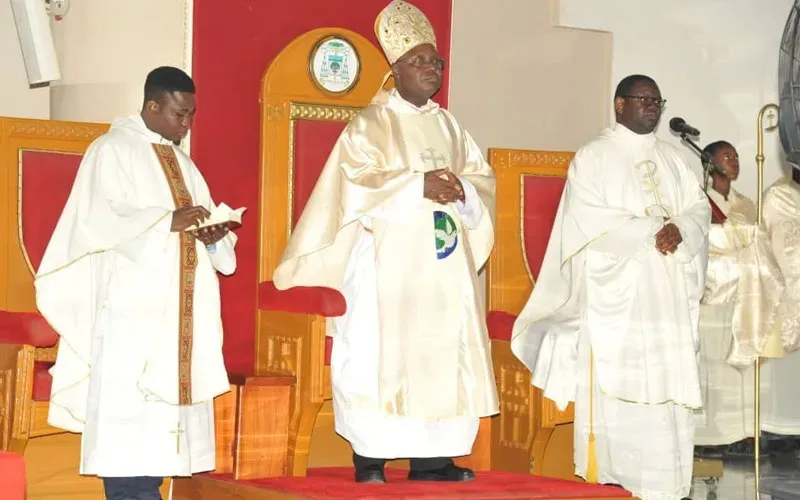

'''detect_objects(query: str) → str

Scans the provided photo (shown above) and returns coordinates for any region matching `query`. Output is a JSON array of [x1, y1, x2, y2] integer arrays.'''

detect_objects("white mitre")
[[375, 0, 437, 64]]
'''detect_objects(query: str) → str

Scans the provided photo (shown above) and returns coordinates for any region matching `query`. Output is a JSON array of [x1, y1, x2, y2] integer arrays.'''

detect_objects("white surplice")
[[511, 123, 710, 500], [695, 187, 769, 445], [758, 177, 800, 436], [274, 89, 498, 459], [35, 114, 236, 477]]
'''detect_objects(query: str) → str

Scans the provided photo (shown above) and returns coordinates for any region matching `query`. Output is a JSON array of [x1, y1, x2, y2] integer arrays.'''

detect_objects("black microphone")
[[669, 117, 701, 136]]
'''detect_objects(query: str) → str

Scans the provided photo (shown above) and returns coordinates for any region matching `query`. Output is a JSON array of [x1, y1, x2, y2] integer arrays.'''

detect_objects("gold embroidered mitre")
[[375, 0, 437, 64]]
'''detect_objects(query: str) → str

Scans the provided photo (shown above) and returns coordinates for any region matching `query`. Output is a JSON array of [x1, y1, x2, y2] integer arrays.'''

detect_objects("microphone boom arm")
[[677, 133, 720, 192]]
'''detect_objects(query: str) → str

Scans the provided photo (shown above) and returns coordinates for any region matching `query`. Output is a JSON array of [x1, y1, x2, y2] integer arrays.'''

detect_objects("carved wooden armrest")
[[257, 281, 346, 317], [0, 312, 59, 348]]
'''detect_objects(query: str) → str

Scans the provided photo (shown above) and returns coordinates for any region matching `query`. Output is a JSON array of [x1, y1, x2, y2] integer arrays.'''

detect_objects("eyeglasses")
[[622, 95, 667, 108], [397, 55, 445, 70]]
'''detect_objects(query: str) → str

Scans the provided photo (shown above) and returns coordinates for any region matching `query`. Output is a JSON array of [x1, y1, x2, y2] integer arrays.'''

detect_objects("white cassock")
[[35, 114, 236, 477], [511, 123, 710, 500], [694, 185, 788, 446], [273, 89, 498, 459]]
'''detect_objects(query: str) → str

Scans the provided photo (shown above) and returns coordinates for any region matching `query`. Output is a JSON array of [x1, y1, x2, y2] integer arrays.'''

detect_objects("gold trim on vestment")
[[151, 144, 196, 406]]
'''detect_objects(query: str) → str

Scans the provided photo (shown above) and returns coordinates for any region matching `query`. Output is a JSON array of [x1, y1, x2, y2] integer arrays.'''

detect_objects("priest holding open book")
[[35, 66, 239, 500]]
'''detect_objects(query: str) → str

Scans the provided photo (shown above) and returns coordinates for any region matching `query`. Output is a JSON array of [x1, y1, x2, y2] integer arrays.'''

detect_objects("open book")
[[185, 203, 247, 231]]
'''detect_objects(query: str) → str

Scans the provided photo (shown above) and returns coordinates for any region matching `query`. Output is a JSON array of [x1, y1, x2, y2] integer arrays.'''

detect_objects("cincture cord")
[[587, 352, 599, 483]]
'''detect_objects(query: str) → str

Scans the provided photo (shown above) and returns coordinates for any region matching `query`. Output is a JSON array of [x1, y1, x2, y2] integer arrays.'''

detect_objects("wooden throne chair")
[[484, 148, 577, 478], [253, 27, 390, 477], [0, 117, 108, 455]]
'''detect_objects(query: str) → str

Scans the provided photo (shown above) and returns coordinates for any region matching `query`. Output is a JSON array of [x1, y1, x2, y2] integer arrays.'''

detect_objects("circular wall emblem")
[[309, 36, 361, 94]]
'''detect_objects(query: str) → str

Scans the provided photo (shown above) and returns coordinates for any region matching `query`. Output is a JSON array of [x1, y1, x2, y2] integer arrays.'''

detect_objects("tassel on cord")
[[586, 352, 598, 483]]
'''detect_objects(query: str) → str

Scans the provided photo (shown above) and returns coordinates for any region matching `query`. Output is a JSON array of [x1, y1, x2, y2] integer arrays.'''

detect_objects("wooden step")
[[214, 374, 295, 479]]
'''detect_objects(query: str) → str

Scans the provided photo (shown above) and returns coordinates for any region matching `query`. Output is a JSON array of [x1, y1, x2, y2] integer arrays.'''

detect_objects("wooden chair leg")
[[287, 400, 324, 476], [530, 426, 555, 475]]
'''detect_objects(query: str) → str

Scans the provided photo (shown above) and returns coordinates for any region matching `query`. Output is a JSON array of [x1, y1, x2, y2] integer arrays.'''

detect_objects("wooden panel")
[[486, 148, 576, 475], [486, 148, 572, 316], [256, 310, 326, 476], [27, 401, 59, 438], [491, 338, 536, 473], [258, 28, 390, 282], [19, 151, 83, 273], [214, 384, 240, 474], [234, 377, 293, 479], [0, 118, 107, 313]]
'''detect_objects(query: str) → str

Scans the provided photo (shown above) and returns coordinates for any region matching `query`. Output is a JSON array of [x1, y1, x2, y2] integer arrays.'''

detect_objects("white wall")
[[49, 0, 190, 124], [449, 0, 611, 154], [0, 0, 50, 119], [559, 0, 793, 200]]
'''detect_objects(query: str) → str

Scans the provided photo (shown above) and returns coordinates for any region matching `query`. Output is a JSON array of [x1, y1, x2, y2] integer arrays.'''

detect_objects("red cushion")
[[0, 311, 59, 347], [0, 451, 26, 499], [487, 310, 516, 342], [258, 281, 346, 317], [32, 361, 54, 402]]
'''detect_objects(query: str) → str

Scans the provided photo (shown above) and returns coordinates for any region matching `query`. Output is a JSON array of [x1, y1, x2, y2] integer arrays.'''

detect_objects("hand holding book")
[[184, 203, 246, 231]]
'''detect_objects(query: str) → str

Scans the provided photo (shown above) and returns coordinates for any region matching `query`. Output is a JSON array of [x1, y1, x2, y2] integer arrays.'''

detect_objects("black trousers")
[[353, 452, 452, 472], [102, 476, 163, 500]]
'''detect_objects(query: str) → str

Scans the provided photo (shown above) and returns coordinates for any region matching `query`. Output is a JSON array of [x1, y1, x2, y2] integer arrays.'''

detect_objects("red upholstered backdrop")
[[523, 176, 566, 280], [20, 151, 82, 272], [292, 120, 349, 228], [192, 1, 453, 375]]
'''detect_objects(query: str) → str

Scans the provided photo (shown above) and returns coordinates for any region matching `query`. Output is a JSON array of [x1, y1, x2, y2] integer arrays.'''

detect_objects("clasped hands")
[[655, 220, 682, 255], [170, 205, 231, 246], [423, 168, 464, 204]]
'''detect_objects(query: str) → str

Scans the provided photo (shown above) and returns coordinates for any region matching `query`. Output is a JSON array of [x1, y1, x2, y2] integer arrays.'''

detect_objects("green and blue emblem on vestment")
[[434, 210, 458, 260]]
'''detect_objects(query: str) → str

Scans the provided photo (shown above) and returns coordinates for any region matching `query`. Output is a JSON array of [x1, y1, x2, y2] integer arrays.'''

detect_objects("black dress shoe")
[[355, 469, 387, 484], [408, 464, 475, 482]]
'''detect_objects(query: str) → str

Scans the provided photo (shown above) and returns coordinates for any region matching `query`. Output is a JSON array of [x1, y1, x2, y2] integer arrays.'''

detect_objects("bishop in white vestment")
[[35, 68, 236, 497], [511, 75, 710, 500], [273, 0, 498, 484]]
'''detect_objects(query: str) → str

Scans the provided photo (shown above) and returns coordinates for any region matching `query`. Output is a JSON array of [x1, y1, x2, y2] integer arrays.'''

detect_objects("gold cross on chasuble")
[[151, 143, 196, 406], [170, 422, 185, 454]]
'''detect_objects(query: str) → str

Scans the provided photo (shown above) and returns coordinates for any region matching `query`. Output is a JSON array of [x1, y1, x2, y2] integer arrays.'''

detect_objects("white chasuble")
[[511, 123, 710, 500], [274, 89, 498, 458], [35, 114, 236, 477]]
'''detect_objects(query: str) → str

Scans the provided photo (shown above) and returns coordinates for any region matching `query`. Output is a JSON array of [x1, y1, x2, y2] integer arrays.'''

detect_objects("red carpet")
[[209, 467, 633, 499]]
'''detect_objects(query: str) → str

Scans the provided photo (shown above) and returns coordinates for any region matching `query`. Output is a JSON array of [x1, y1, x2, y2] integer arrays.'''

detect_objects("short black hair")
[[702, 140, 735, 172], [143, 66, 195, 104], [614, 74, 657, 99]]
